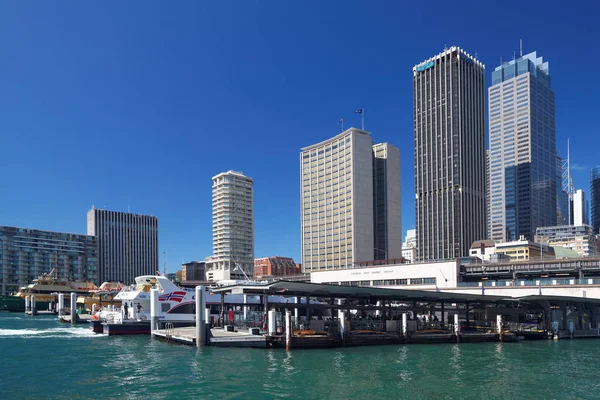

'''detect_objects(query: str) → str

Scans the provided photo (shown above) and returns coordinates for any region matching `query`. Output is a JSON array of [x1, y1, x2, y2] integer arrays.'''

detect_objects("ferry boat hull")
[[102, 322, 151, 335], [0, 296, 52, 313]]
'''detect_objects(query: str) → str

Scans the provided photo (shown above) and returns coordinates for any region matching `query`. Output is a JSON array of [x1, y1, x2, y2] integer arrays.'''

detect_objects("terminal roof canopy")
[[210, 281, 510, 304]]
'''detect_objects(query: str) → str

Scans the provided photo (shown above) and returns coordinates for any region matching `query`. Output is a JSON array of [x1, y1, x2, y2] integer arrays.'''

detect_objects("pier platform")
[[25, 310, 55, 316], [153, 327, 268, 348], [59, 314, 92, 324]]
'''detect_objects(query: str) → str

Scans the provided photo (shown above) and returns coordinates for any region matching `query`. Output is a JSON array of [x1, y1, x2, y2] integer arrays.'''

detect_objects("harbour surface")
[[1, 313, 600, 399]]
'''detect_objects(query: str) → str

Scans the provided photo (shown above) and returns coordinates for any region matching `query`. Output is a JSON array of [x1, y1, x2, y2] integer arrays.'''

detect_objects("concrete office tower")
[[0, 226, 98, 296], [205, 171, 254, 282], [488, 51, 556, 242], [87, 208, 158, 285], [592, 167, 600, 234], [572, 189, 590, 226], [372, 143, 402, 261], [300, 128, 401, 272], [413, 46, 486, 261]]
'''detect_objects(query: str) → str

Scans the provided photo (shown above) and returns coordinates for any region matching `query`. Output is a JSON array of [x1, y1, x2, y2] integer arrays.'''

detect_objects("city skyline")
[[0, 3, 598, 269]]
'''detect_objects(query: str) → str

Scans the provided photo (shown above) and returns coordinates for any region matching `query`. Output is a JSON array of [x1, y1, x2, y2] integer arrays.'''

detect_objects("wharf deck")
[[25, 310, 55, 316], [153, 327, 268, 348], [59, 314, 92, 324]]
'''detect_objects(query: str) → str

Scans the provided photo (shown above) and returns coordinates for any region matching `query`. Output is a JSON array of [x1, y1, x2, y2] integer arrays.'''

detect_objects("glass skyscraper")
[[591, 167, 600, 234], [413, 46, 487, 261], [488, 51, 556, 242]]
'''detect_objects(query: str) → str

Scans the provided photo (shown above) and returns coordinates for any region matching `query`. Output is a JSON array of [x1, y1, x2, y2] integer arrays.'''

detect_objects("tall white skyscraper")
[[205, 171, 254, 282], [87, 208, 158, 285], [572, 189, 589, 226], [487, 51, 556, 242], [413, 46, 487, 261], [300, 128, 401, 272]]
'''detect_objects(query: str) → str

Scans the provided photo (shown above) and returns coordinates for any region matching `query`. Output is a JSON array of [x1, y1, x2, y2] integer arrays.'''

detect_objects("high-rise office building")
[[571, 189, 589, 226], [488, 51, 556, 242], [413, 46, 486, 261], [556, 155, 569, 225], [591, 167, 600, 234], [372, 143, 402, 260], [87, 208, 158, 285], [0, 226, 98, 296], [300, 128, 401, 272], [205, 171, 254, 282]]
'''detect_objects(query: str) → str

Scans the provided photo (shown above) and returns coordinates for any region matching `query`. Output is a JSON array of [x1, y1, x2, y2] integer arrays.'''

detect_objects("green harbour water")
[[1, 313, 599, 400]]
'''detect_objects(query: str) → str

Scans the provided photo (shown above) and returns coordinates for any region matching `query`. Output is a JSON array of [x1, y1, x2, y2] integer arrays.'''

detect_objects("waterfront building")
[[0, 226, 98, 296], [300, 128, 401, 272], [311, 260, 458, 290], [468, 237, 554, 262], [254, 256, 299, 279], [469, 240, 498, 261], [402, 229, 417, 263], [181, 261, 206, 281], [591, 167, 600, 233], [572, 189, 589, 226], [487, 51, 556, 242], [413, 46, 487, 260], [87, 207, 158, 285], [535, 224, 598, 258], [494, 237, 554, 261], [205, 171, 254, 282]]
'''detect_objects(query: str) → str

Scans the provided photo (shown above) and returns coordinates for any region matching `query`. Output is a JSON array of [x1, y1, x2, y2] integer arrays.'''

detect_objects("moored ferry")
[[0, 269, 98, 312], [90, 275, 299, 335]]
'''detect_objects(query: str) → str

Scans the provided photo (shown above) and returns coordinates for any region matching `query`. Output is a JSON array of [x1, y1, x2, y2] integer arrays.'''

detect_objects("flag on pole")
[[338, 118, 343, 124], [355, 109, 364, 114]]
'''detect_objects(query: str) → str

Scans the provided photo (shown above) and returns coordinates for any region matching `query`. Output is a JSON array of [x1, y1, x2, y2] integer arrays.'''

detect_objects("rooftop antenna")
[[520, 39, 523, 57], [513, 50, 516, 61]]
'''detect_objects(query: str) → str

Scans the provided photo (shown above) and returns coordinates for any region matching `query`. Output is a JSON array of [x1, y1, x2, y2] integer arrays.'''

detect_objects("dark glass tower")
[[591, 167, 600, 234], [413, 46, 487, 261]]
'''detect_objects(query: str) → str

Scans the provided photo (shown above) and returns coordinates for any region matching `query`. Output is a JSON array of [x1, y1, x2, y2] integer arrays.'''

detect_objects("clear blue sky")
[[1, 1, 598, 272]]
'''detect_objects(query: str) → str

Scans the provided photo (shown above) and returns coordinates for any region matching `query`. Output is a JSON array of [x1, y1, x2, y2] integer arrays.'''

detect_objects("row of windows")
[[330, 277, 437, 287]]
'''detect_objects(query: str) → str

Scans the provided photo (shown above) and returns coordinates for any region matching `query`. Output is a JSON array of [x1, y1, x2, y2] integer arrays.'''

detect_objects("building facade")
[[181, 261, 206, 281], [413, 46, 487, 260], [572, 189, 589, 226], [300, 128, 401, 272], [488, 51, 556, 242], [402, 229, 417, 263], [311, 260, 459, 290], [0, 226, 98, 296], [253, 256, 299, 279], [206, 171, 254, 282], [591, 167, 600, 234], [87, 208, 158, 285], [372, 143, 402, 260], [535, 225, 598, 258]]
